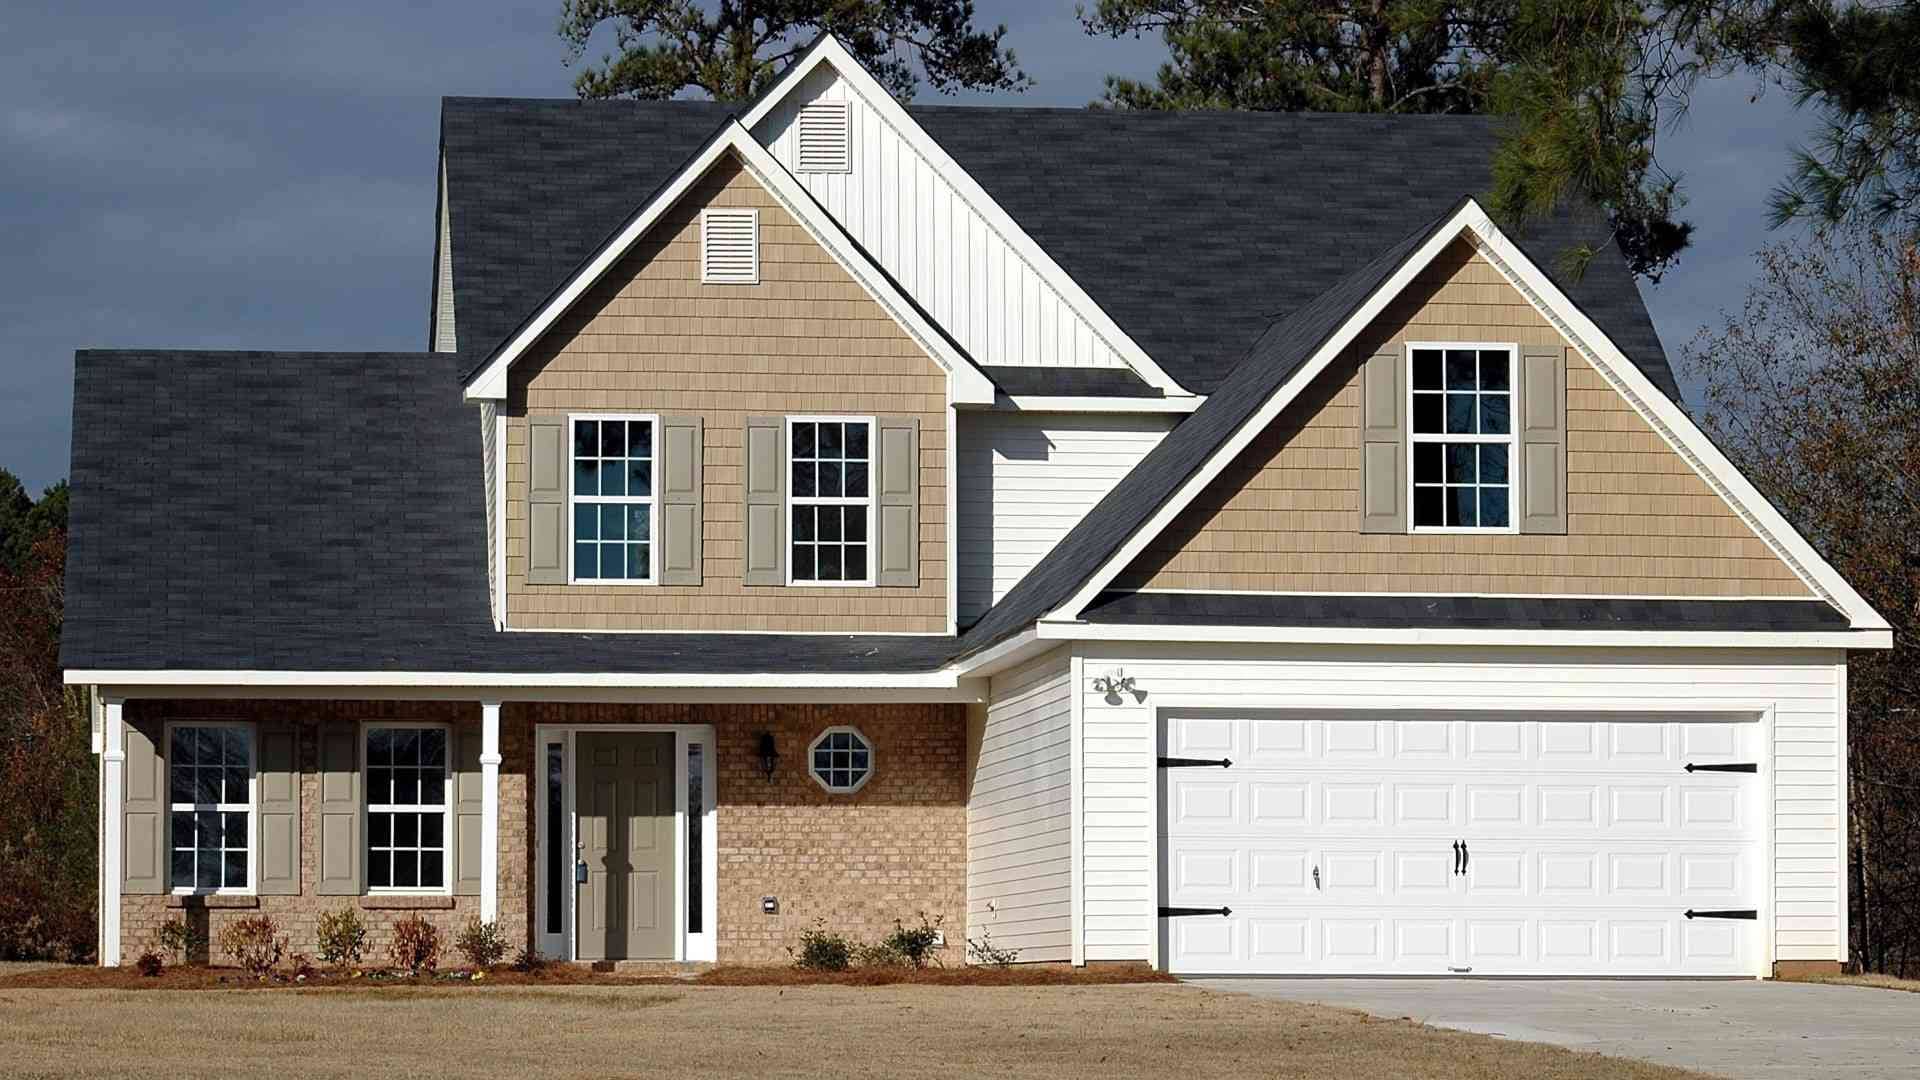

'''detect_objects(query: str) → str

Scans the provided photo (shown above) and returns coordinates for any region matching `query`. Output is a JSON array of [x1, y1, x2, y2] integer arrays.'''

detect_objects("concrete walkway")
[[1189, 978, 1920, 1079]]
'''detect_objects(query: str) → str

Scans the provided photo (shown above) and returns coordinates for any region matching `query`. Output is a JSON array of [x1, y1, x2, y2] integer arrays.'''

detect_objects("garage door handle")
[[1452, 841, 1462, 875], [1461, 841, 1468, 876]]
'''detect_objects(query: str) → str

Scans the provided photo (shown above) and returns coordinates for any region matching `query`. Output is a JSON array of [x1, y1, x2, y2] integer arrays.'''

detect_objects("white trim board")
[[1039, 620, 1890, 650], [1040, 199, 1890, 633], [741, 35, 1189, 398], [460, 118, 994, 408]]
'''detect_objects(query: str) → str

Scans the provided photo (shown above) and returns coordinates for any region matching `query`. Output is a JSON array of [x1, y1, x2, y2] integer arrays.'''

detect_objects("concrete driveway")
[[1188, 978, 1920, 1079]]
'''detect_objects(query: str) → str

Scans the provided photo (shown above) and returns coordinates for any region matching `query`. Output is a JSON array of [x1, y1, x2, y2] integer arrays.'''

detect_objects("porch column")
[[479, 700, 502, 923], [100, 696, 125, 966]]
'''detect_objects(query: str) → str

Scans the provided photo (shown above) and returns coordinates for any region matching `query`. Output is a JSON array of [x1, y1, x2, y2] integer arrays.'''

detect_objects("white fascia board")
[[1451, 201, 1889, 632], [1044, 201, 1480, 623], [66, 668, 972, 690], [1044, 198, 1889, 632], [1037, 620, 1893, 650], [977, 394, 1206, 414], [942, 626, 1047, 679], [741, 35, 1191, 398], [461, 119, 994, 407]]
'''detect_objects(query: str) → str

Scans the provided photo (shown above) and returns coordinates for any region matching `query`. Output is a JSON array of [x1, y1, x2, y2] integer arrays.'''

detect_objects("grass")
[[0, 981, 1711, 1079], [1776, 971, 1920, 994]]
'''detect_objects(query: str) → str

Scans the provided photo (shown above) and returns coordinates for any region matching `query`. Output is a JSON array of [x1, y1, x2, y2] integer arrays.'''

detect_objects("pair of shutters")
[[122, 721, 482, 898], [1359, 346, 1568, 534], [525, 416, 703, 587], [526, 414, 920, 588]]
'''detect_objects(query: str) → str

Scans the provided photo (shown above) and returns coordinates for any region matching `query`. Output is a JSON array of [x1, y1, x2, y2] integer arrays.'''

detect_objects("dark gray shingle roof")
[[443, 99, 1676, 399], [60, 349, 954, 674], [1082, 592, 1848, 632]]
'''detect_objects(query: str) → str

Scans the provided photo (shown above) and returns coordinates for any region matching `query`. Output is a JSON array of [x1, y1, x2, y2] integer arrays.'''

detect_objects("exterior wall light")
[[756, 731, 780, 781]]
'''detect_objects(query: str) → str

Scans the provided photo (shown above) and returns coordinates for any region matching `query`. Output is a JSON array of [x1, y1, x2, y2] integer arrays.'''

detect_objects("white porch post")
[[100, 697, 125, 967], [479, 700, 502, 923]]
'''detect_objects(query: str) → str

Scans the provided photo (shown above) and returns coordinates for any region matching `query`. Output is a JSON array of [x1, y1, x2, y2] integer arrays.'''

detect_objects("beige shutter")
[[1519, 346, 1569, 533], [874, 417, 920, 587], [452, 725, 483, 897], [122, 721, 165, 895], [1358, 347, 1408, 533], [743, 415, 786, 586], [256, 723, 300, 896], [526, 416, 568, 585], [314, 727, 362, 895], [659, 416, 704, 585]]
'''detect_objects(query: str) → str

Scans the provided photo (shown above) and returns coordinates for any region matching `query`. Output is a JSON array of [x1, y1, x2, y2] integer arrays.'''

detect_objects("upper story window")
[[168, 724, 254, 894], [789, 417, 872, 585], [1410, 345, 1514, 531], [365, 725, 449, 893], [572, 415, 655, 583]]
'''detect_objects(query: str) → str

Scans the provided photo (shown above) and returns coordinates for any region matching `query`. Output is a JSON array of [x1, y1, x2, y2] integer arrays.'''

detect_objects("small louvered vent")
[[701, 209, 759, 285], [796, 100, 851, 173]]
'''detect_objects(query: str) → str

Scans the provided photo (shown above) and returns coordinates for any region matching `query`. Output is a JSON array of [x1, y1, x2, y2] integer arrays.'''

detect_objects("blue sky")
[[0, 2, 1815, 494]]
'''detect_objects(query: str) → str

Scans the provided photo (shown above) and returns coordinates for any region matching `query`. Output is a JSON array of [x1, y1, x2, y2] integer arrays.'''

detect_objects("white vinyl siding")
[[956, 412, 1174, 623], [480, 401, 498, 621], [970, 648, 1074, 962], [1070, 644, 1845, 968], [752, 66, 1138, 372], [433, 155, 455, 352]]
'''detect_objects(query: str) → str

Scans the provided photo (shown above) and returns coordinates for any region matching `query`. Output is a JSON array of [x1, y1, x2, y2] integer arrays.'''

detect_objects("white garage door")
[[1161, 712, 1763, 976]]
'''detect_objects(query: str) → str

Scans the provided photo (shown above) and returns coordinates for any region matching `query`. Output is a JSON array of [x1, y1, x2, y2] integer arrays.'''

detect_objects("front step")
[[582, 959, 713, 977]]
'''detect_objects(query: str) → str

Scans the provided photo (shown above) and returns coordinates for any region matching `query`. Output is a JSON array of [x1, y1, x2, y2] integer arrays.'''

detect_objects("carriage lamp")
[[756, 731, 780, 782]]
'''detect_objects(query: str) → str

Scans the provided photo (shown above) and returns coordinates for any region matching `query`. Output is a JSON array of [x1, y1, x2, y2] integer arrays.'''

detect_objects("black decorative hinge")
[[1159, 906, 1232, 918], [1158, 756, 1232, 769], [1685, 762, 1758, 773], [1684, 909, 1758, 920]]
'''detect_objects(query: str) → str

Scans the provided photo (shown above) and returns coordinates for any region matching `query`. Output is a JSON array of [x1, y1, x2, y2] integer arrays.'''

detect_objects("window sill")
[[167, 894, 259, 910], [358, 895, 456, 911]]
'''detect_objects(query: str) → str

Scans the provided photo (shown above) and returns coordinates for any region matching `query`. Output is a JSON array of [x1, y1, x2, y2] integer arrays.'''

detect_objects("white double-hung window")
[[1409, 344, 1515, 531], [168, 723, 255, 894], [570, 415, 656, 583], [365, 725, 450, 892], [787, 416, 872, 584]]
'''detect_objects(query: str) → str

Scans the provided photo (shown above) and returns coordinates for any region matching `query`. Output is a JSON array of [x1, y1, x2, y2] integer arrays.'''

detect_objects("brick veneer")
[[120, 699, 965, 966]]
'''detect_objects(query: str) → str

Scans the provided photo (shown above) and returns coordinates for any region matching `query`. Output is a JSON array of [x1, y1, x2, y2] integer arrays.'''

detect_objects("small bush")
[[453, 917, 509, 969], [287, 951, 317, 980], [315, 907, 368, 967], [880, 912, 945, 969], [854, 940, 905, 968], [217, 915, 285, 977], [966, 932, 1021, 967], [387, 914, 440, 976], [153, 918, 206, 965], [134, 950, 164, 977], [789, 921, 854, 971]]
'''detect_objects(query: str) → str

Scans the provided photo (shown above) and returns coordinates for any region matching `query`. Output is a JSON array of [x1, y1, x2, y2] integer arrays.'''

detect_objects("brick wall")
[[120, 699, 965, 967]]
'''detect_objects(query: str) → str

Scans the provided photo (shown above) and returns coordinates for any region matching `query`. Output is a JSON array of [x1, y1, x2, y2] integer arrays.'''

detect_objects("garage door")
[[1161, 712, 1763, 976]]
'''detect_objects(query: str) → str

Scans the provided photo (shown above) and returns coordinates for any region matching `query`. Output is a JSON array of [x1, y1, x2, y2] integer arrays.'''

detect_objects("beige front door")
[[575, 732, 676, 961]]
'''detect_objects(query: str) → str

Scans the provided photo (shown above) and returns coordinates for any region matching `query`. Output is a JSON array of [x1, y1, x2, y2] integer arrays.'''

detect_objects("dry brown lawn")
[[0, 982, 1714, 1079], [1777, 971, 1920, 994]]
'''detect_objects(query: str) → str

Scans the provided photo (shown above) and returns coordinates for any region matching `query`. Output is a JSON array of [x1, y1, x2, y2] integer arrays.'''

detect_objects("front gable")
[[1116, 238, 1812, 599], [504, 151, 950, 632]]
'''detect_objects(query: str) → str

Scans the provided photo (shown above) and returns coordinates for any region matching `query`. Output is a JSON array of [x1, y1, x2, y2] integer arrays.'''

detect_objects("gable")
[[1115, 239, 1812, 599], [503, 153, 950, 633]]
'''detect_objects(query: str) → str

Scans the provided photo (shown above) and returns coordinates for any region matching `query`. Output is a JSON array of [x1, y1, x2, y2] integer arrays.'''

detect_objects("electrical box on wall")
[[761, 896, 779, 915]]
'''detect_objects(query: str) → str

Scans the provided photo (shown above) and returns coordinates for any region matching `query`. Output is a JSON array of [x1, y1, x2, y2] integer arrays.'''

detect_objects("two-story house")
[[63, 36, 1889, 977]]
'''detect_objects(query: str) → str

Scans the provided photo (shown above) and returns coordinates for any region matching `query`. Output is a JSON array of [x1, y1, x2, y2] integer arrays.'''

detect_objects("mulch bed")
[[0, 962, 1172, 992]]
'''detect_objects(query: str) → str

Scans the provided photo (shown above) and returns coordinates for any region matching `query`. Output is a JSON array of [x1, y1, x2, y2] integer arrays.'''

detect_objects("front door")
[[575, 731, 675, 961]]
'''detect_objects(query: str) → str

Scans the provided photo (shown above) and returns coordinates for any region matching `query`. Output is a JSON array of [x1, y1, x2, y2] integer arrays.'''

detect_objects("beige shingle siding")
[[504, 154, 949, 632], [1118, 240, 1812, 598]]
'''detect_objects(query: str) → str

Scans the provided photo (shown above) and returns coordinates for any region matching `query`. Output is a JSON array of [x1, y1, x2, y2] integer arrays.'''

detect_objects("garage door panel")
[[1162, 712, 1764, 976]]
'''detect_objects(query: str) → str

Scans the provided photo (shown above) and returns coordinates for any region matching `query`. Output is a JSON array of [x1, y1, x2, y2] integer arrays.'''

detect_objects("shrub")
[[453, 917, 509, 969], [854, 940, 905, 968], [880, 912, 945, 969], [315, 907, 368, 967], [789, 921, 853, 971], [133, 950, 164, 977], [154, 918, 206, 965], [966, 932, 1021, 968], [217, 915, 285, 977], [387, 914, 440, 976], [287, 951, 317, 980]]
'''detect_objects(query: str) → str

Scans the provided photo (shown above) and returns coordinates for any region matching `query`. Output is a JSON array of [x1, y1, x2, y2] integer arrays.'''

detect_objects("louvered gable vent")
[[701, 208, 758, 285], [796, 100, 851, 174]]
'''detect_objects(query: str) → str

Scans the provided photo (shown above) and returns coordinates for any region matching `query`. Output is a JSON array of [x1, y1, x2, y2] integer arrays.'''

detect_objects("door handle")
[[1460, 841, 1469, 877], [1312, 866, 1320, 891], [1452, 841, 1462, 876]]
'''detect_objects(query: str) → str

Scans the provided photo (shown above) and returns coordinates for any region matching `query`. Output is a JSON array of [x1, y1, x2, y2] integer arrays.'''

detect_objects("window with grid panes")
[[789, 418, 871, 583], [1410, 346, 1515, 529], [168, 725, 253, 892], [365, 726, 449, 891]]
